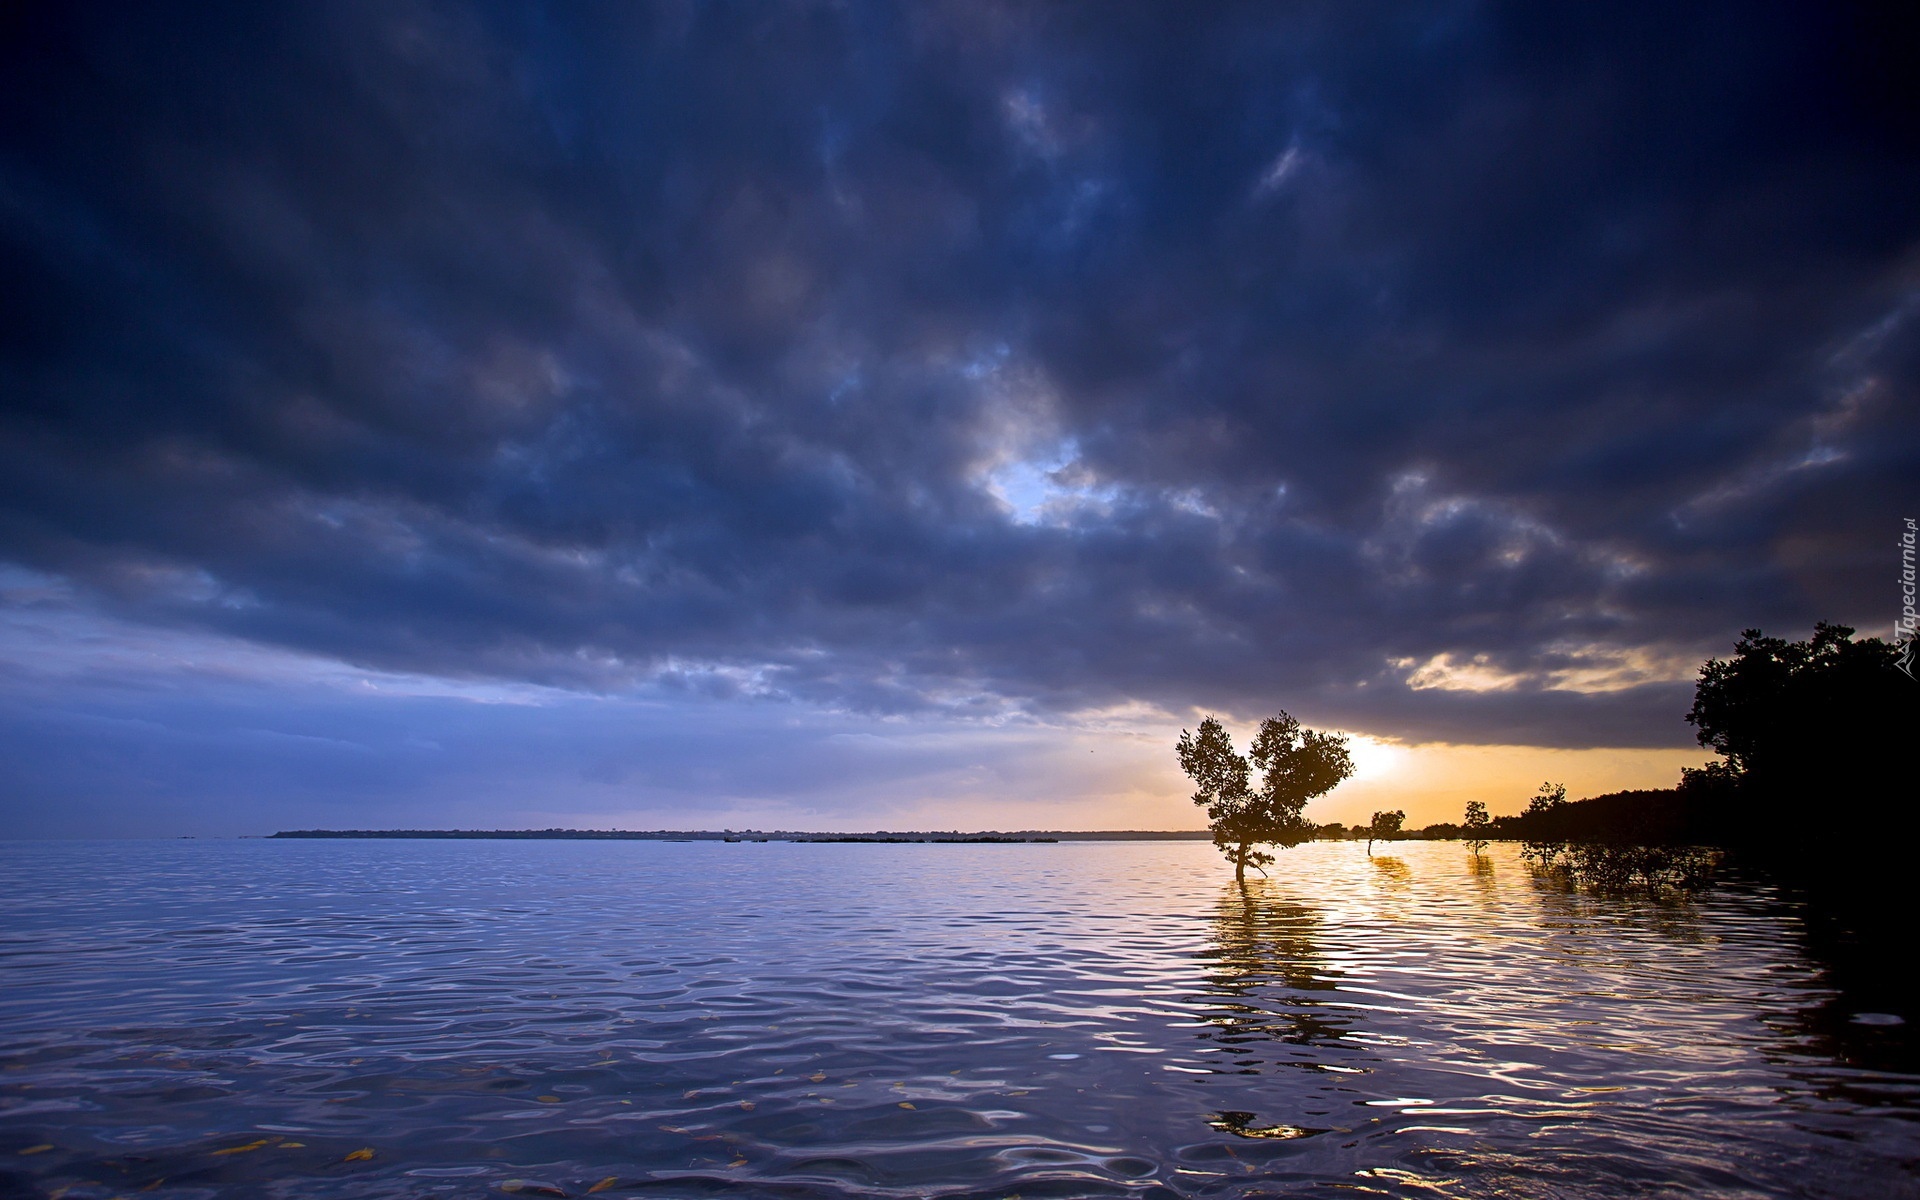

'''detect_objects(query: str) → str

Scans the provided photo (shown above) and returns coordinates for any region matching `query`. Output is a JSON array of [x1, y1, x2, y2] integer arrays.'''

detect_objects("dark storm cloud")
[[2, 0, 1915, 749]]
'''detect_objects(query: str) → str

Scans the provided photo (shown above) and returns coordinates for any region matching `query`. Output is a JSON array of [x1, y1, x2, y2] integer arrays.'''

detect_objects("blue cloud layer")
[[1, 2, 1914, 818]]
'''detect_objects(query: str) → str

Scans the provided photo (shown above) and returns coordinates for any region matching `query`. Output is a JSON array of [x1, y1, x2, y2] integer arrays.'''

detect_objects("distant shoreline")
[[269, 828, 1215, 842]]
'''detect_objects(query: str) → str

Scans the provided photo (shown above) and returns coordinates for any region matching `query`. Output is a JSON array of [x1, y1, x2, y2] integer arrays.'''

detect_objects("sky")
[[1, 2, 1915, 837]]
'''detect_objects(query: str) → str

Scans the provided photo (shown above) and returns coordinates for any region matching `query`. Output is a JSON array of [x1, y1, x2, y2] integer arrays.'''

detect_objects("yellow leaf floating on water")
[[728, 1157, 747, 1168], [20, 1144, 54, 1155], [588, 1177, 619, 1194], [536, 1095, 562, 1103], [343, 1148, 374, 1162], [210, 1139, 269, 1157], [809, 1072, 825, 1083], [738, 1101, 754, 1111], [898, 1102, 916, 1110], [280, 1142, 305, 1149]]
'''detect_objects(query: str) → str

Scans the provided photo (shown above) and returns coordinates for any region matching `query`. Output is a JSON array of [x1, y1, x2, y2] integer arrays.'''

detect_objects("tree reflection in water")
[[1368, 854, 1409, 885], [1193, 879, 1351, 1074]]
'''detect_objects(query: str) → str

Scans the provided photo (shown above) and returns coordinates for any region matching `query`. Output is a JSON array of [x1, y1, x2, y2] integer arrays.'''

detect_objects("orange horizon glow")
[[563, 726, 1716, 836]]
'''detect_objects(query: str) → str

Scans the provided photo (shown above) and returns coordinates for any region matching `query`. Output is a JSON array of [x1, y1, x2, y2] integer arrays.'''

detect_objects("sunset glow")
[[2, 7, 1912, 1197]]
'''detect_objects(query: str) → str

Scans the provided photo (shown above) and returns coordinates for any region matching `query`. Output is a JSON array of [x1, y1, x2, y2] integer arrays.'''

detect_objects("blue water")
[[0, 839, 1913, 1199]]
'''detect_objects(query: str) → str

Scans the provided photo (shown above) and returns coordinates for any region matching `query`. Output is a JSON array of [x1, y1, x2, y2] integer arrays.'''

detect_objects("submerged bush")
[[1523, 841, 1719, 891]]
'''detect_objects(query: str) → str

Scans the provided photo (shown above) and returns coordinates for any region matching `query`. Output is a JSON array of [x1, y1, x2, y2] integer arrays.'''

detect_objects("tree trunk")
[[1235, 842, 1247, 882]]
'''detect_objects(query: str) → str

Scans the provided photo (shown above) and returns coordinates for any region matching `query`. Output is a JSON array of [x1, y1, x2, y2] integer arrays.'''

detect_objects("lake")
[[1, 838, 1913, 1199]]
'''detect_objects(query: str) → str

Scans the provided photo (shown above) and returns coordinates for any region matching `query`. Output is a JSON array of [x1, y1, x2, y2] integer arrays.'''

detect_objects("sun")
[[1341, 733, 1408, 784]]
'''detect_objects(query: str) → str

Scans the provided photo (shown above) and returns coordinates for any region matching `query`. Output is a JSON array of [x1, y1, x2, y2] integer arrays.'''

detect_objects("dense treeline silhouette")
[[1457, 623, 1914, 852], [1681, 623, 1914, 849], [1480, 787, 1707, 844], [1386, 624, 1914, 905], [1303, 624, 1914, 891]]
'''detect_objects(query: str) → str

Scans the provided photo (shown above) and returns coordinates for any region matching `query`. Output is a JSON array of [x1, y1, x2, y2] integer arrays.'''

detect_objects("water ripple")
[[0, 839, 1913, 1198]]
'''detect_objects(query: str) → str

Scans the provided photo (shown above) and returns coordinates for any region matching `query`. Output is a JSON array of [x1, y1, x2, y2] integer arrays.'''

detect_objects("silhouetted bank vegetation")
[[1170, 624, 1911, 897], [1366, 624, 1916, 893]]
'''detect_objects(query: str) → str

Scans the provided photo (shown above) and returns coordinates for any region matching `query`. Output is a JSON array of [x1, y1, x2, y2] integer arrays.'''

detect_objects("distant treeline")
[[270, 828, 1210, 842], [277, 829, 739, 841]]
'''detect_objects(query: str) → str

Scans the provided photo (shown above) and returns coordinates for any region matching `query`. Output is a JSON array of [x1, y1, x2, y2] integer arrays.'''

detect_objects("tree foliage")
[[1177, 712, 1354, 881], [1519, 781, 1569, 867], [1684, 623, 1914, 847], [1687, 623, 1906, 778], [1462, 800, 1491, 855], [1366, 809, 1405, 853], [1526, 781, 1567, 816]]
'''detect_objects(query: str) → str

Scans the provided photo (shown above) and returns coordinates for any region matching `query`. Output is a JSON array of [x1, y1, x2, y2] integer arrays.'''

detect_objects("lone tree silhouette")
[[1177, 712, 1354, 882], [1462, 800, 1491, 855], [1366, 810, 1404, 854]]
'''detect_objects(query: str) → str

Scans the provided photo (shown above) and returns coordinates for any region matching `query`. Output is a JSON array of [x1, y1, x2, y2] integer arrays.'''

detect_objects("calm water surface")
[[0, 839, 1914, 1199]]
